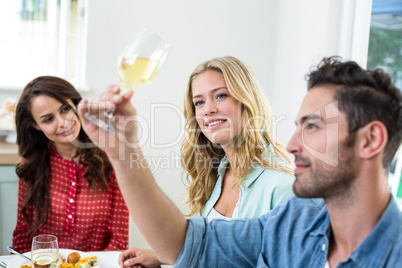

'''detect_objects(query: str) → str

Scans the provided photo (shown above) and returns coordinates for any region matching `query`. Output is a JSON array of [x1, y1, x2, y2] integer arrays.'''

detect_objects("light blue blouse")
[[202, 153, 295, 219]]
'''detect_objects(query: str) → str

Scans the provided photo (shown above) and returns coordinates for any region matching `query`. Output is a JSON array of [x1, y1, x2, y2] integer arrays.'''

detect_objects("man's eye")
[[306, 123, 317, 129]]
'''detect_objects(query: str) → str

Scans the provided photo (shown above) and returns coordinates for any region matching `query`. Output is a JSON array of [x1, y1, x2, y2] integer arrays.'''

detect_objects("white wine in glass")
[[31, 234, 59, 268], [85, 28, 172, 134], [118, 57, 162, 89]]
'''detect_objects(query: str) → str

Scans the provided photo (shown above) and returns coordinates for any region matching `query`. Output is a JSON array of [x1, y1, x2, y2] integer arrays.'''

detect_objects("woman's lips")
[[205, 119, 227, 130], [59, 125, 74, 136]]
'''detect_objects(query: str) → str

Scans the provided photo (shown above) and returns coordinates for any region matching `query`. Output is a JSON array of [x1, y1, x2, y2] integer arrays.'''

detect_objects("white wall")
[[84, 0, 372, 251], [85, 0, 279, 250]]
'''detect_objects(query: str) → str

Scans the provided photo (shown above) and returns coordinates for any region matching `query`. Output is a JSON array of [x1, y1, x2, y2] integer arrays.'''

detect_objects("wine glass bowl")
[[117, 28, 171, 91], [84, 28, 171, 134], [31, 234, 59, 268]]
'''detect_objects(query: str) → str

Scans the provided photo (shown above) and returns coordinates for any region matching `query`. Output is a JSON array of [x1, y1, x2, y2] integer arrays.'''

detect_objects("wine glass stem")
[[105, 108, 115, 119]]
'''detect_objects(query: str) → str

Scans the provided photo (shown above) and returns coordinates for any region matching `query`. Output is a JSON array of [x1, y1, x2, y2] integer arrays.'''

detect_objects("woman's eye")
[[216, 94, 227, 99], [61, 106, 71, 113], [42, 117, 53, 123], [194, 100, 204, 106]]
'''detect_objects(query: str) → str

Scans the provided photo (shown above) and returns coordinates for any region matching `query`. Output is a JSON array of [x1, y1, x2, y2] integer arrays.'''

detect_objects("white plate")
[[6, 249, 120, 268]]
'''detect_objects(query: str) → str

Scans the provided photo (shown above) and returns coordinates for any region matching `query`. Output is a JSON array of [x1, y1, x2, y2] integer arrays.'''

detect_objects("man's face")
[[286, 87, 358, 199]]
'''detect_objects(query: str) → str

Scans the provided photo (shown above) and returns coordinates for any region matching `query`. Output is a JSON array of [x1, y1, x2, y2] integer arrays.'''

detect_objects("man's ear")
[[356, 121, 387, 160]]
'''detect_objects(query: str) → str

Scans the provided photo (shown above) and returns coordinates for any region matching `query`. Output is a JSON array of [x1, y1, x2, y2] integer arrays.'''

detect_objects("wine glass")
[[84, 28, 172, 134], [31, 234, 59, 268]]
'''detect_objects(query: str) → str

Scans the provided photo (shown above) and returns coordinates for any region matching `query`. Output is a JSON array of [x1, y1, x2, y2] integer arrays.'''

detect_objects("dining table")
[[0, 254, 13, 266], [0, 250, 122, 268]]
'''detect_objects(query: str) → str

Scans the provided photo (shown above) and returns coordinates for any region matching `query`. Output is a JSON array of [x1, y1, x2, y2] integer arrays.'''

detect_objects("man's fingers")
[[123, 256, 143, 267], [122, 89, 134, 102], [79, 98, 116, 117], [77, 99, 102, 142], [119, 250, 141, 268], [106, 84, 120, 93], [77, 99, 90, 122]]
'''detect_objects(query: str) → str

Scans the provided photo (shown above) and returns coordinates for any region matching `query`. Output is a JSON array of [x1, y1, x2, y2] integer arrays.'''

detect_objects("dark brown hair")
[[307, 56, 402, 169], [15, 76, 113, 235]]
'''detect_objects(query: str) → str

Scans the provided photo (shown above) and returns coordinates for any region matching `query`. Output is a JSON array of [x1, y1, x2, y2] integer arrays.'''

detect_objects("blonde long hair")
[[181, 56, 293, 216]]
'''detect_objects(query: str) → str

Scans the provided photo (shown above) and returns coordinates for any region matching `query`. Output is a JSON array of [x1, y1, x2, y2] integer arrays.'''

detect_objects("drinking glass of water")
[[31, 234, 59, 268]]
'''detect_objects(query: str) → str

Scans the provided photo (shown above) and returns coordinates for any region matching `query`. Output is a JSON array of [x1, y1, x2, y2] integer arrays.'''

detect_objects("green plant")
[[367, 27, 402, 83]]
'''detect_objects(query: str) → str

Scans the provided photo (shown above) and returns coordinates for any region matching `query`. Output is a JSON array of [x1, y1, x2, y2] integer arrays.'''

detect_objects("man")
[[78, 57, 402, 267]]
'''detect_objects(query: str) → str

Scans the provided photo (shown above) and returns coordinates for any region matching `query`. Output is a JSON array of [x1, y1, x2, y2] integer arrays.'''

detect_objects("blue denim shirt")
[[175, 195, 402, 267]]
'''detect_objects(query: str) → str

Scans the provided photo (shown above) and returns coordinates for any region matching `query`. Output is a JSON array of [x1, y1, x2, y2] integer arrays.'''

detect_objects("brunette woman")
[[12, 76, 129, 252]]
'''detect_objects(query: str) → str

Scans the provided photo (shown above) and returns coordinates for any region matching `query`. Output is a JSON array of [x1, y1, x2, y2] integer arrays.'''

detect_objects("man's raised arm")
[[77, 86, 188, 265]]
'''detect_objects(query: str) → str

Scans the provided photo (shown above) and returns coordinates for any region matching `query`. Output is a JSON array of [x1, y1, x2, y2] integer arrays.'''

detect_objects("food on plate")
[[59, 264, 74, 268], [18, 252, 97, 268], [74, 256, 98, 268], [59, 254, 98, 268], [58, 254, 66, 266], [67, 252, 81, 264]]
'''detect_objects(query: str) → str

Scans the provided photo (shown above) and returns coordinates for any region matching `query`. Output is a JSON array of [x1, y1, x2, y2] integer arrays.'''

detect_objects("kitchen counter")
[[0, 142, 20, 165], [0, 142, 19, 255]]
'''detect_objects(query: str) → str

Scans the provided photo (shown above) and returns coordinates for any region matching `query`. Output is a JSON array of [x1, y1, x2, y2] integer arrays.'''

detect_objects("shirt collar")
[[217, 155, 266, 189], [309, 195, 401, 267], [50, 142, 77, 164], [217, 155, 229, 177], [308, 199, 331, 237], [50, 142, 60, 158], [346, 195, 401, 267], [51, 142, 66, 161]]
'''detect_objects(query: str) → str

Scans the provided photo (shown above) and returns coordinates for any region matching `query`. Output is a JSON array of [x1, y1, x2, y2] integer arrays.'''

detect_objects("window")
[[368, 0, 402, 209], [0, 0, 88, 91], [368, 0, 402, 89]]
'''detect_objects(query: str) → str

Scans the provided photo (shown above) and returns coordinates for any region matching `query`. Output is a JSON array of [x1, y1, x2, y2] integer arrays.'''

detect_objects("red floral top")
[[12, 145, 129, 253]]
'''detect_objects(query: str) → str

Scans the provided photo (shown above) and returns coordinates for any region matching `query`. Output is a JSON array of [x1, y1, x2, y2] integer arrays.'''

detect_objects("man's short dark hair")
[[306, 56, 402, 169]]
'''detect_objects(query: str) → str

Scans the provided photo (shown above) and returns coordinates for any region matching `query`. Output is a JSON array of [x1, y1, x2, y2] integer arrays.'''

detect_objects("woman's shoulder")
[[247, 164, 294, 189], [261, 166, 294, 180]]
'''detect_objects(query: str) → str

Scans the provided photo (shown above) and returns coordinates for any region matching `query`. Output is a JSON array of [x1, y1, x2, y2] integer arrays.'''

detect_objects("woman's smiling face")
[[30, 94, 81, 145], [192, 70, 242, 147]]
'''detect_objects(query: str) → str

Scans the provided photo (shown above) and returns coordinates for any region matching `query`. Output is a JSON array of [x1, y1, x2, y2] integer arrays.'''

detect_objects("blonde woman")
[[118, 56, 295, 267], [182, 56, 294, 219]]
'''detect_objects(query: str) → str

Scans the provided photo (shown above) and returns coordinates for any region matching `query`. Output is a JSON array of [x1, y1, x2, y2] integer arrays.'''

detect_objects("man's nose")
[[286, 128, 302, 155]]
